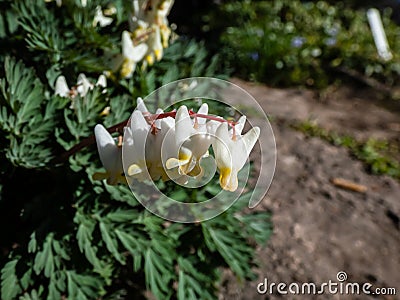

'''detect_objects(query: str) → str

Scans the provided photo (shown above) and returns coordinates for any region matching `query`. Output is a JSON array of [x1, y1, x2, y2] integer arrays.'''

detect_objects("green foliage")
[[0, 57, 61, 168], [295, 120, 400, 179], [210, 0, 400, 89]]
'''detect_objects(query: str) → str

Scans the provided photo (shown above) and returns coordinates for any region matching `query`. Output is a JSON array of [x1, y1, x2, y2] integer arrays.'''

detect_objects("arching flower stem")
[[54, 109, 238, 164]]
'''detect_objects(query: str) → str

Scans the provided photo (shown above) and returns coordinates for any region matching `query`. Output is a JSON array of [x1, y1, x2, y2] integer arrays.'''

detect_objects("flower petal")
[[122, 31, 148, 62], [197, 103, 208, 125], [234, 115, 246, 136], [242, 126, 260, 156], [94, 124, 123, 180], [96, 74, 107, 88], [55, 76, 69, 98], [219, 167, 238, 192], [136, 97, 148, 113], [165, 147, 192, 169], [175, 105, 193, 146], [77, 73, 93, 97]]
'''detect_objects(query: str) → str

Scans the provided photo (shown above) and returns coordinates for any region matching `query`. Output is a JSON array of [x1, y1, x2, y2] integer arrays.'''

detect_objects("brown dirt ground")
[[220, 78, 400, 300]]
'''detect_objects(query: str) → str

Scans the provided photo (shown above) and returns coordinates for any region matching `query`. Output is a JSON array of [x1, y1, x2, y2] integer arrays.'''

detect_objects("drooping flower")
[[55, 73, 107, 98], [123, 110, 151, 182], [123, 100, 177, 183], [212, 122, 260, 192], [54, 76, 70, 98], [165, 104, 211, 177], [120, 31, 148, 78], [143, 25, 163, 66], [128, 0, 174, 68], [94, 99, 260, 192], [93, 124, 125, 185], [93, 6, 114, 27]]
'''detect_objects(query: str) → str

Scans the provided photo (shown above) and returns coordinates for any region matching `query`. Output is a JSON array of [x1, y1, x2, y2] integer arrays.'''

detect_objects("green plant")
[[209, 0, 400, 90], [294, 120, 400, 179]]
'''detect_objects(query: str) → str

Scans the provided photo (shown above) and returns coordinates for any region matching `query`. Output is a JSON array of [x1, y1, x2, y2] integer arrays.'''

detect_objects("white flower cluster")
[[118, 0, 174, 78], [44, 0, 116, 27], [45, 0, 174, 79], [55, 73, 107, 99], [94, 99, 260, 192]]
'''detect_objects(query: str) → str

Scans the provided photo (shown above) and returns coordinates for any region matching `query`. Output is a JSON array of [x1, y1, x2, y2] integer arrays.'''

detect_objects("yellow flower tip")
[[145, 54, 154, 65], [100, 106, 111, 116], [93, 172, 125, 185], [127, 164, 143, 176], [120, 58, 134, 78], [92, 172, 109, 181], [161, 170, 170, 182], [154, 49, 162, 61], [178, 151, 191, 161], [107, 174, 126, 185], [117, 175, 127, 184], [219, 167, 238, 192], [187, 162, 203, 178], [165, 155, 189, 170]]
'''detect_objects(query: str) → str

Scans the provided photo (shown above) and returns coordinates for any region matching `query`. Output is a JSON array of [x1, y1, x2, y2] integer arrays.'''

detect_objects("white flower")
[[156, 0, 174, 48], [54, 74, 107, 98], [96, 74, 107, 90], [144, 25, 163, 65], [212, 122, 260, 192], [123, 99, 176, 182], [76, 73, 94, 97], [123, 109, 151, 181], [93, 124, 125, 185], [93, 100, 261, 191], [165, 104, 211, 177], [55, 75, 70, 98], [128, 0, 174, 67], [93, 6, 113, 27], [120, 31, 148, 78]]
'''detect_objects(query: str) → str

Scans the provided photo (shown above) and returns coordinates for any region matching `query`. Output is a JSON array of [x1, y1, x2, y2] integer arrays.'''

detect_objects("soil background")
[[220, 78, 400, 300]]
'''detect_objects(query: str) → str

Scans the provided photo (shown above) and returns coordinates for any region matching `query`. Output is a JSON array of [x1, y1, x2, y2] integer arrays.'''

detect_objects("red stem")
[[54, 110, 237, 164]]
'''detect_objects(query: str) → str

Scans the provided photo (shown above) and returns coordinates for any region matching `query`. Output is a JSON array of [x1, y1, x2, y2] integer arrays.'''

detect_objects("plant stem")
[[54, 111, 238, 164]]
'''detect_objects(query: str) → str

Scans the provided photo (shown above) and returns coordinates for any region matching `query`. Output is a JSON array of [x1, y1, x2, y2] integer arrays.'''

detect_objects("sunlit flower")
[[165, 104, 211, 177], [127, 0, 174, 69], [123, 99, 177, 182], [212, 122, 260, 192], [93, 6, 113, 27], [94, 99, 260, 192], [54, 76, 70, 98], [120, 31, 148, 78], [55, 73, 107, 98], [93, 124, 125, 185]]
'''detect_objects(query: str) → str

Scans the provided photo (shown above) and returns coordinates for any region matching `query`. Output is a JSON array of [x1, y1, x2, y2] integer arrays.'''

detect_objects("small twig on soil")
[[331, 177, 368, 193]]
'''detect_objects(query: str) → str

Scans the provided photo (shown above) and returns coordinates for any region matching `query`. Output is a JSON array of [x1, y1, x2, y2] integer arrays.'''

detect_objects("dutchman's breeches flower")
[[165, 104, 211, 177], [94, 98, 260, 192], [93, 124, 125, 185], [212, 122, 260, 192], [55, 73, 107, 99], [120, 31, 148, 78]]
